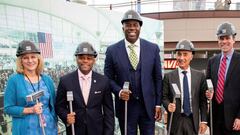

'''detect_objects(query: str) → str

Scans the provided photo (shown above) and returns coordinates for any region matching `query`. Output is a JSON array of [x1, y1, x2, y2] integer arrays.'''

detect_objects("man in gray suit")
[[162, 39, 208, 135]]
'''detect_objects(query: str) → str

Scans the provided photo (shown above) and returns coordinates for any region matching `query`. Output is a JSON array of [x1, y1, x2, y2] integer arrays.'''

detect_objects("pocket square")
[[94, 91, 101, 94]]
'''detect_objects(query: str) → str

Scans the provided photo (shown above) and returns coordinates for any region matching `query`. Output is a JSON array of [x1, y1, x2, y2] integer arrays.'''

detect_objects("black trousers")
[[66, 123, 88, 135], [171, 114, 197, 135], [213, 103, 240, 135], [118, 99, 155, 135]]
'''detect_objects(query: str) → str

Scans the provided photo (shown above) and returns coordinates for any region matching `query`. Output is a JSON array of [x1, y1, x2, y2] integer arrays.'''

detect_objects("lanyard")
[[25, 74, 40, 92]]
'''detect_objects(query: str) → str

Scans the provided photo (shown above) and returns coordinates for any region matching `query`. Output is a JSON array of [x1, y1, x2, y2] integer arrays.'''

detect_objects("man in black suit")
[[162, 39, 208, 135], [206, 22, 240, 135], [55, 42, 114, 135]]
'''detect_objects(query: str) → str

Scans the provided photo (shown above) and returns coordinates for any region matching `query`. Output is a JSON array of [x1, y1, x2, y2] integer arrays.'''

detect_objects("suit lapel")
[[86, 71, 97, 106], [213, 54, 221, 83], [118, 40, 131, 68], [171, 69, 182, 111], [225, 52, 239, 84], [172, 69, 181, 93], [190, 69, 196, 100], [117, 40, 132, 81], [140, 39, 148, 79]]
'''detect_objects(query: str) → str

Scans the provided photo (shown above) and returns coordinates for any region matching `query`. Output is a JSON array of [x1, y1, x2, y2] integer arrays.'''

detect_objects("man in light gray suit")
[[162, 39, 208, 135]]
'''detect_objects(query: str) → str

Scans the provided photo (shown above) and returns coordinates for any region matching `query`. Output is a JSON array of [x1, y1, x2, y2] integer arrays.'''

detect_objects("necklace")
[[25, 74, 40, 92]]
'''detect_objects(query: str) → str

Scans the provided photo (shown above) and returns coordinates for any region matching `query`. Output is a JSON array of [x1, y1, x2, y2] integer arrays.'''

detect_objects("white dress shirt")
[[178, 67, 192, 113], [125, 38, 140, 62]]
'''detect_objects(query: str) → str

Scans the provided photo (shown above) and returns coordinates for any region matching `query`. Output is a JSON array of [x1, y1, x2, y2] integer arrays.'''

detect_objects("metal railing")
[[88, 0, 240, 13]]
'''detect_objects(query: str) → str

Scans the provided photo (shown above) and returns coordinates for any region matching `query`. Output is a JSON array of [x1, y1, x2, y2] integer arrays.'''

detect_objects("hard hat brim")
[[121, 19, 143, 26], [16, 51, 40, 57], [75, 53, 97, 58], [175, 49, 195, 54], [217, 33, 237, 37]]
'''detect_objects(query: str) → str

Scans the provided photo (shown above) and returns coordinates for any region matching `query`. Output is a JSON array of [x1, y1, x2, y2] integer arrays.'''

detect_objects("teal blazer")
[[4, 73, 57, 135]]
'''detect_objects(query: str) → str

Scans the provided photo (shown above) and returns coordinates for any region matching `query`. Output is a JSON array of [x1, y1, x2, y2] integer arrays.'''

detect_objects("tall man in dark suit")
[[206, 22, 240, 135], [162, 39, 208, 135], [104, 10, 162, 135], [55, 42, 114, 135]]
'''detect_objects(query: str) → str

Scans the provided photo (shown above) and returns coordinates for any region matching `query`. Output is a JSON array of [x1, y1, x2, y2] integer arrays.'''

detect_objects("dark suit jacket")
[[206, 51, 240, 130], [55, 70, 114, 135], [162, 68, 208, 133], [104, 38, 162, 120]]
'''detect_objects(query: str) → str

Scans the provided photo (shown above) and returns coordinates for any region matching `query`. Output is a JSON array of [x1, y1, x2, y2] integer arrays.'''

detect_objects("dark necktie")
[[216, 55, 227, 104], [182, 71, 191, 116]]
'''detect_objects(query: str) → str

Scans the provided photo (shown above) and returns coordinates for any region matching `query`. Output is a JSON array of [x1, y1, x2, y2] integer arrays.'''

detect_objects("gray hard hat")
[[216, 22, 237, 37], [74, 42, 97, 57], [175, 39, 195, 53], [16, 40, 40, 57], [121, 10, 143, 26]]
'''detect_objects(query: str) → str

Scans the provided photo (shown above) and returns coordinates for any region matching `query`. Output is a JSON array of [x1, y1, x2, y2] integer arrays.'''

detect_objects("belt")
[[181, 113, 193, 117]]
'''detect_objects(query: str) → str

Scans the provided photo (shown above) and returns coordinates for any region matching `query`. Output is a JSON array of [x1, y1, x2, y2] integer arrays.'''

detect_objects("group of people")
[[0, 69, 13, 93], [44, 65, 77, 86], [3, 9, 240, 135]]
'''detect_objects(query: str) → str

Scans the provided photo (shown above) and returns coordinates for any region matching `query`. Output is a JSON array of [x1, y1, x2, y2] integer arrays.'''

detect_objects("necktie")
[[82, 76, 90, 104], [182, 71, 191, 116], [128, 44, 138, 70], [216, 55, 227, 104]]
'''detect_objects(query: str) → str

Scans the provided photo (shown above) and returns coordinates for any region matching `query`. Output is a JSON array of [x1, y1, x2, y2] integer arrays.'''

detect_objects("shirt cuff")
[[201, 121, 208, 124]]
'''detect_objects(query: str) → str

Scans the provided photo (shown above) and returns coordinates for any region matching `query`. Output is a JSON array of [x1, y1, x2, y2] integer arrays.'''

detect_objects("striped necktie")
[[216, 55, 227, 104], [128, 44, 138, 70]]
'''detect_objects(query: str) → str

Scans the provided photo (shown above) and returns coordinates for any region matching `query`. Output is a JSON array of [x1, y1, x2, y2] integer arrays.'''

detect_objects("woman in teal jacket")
[[4, 40, 58, 135]]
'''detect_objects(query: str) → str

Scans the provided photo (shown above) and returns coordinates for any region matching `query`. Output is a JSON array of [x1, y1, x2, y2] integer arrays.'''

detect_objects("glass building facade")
[[0, 0, 163, 134]]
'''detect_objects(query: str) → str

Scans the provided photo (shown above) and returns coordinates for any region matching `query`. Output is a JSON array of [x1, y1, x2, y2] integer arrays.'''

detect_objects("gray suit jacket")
[[162, 68, 208, 134]]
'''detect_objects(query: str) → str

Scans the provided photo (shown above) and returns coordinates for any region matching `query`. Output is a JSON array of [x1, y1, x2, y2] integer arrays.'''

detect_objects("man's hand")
[[168, 103, 176, 113], [154, 107, 162, 121], [205, 90, 214, 100], [198, 123, 207, 134], [119, 89, 131, 101], [67, 112, 76, 125], [233, 118, 240, 131]]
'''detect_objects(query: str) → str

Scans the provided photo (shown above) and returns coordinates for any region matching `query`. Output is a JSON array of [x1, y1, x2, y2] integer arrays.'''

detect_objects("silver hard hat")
[[216, 22, 237, 37], [175, 39, 195, 53], [16, 40, 40, 57], [121, 10, 143, 26], [74, 42, 97, 57]]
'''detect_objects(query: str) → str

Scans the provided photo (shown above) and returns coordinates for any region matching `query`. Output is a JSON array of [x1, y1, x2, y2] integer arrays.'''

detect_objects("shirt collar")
[[178, 66, 191, 74], [221, 48, 234, 60], [78, 69, 92, 79], [125, 38, 140, 47]]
